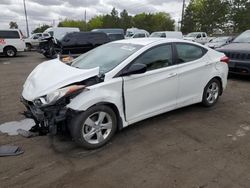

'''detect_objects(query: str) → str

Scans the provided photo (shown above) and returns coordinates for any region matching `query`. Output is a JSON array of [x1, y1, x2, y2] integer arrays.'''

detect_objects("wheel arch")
[[207, 76, 223, 95], [93, 102, 124, 130], [3, 45, 17, 52]]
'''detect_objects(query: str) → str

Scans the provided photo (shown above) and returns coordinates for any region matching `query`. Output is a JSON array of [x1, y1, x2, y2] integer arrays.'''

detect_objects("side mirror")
[[120, 63, 147, 76]]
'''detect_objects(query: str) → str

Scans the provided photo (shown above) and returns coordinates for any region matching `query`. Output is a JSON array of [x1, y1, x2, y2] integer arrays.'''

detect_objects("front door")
[[123, 44, 179, 123]]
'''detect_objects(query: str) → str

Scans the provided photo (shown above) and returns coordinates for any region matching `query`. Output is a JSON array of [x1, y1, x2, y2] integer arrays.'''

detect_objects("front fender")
[[67, 78, 128, 127]]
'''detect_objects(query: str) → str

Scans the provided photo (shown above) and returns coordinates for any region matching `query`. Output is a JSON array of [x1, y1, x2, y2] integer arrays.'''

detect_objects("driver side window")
[[132, 44, 173, 71]]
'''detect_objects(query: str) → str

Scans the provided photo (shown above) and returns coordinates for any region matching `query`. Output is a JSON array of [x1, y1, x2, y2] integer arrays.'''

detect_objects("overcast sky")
[[0, 0, 189, 36]]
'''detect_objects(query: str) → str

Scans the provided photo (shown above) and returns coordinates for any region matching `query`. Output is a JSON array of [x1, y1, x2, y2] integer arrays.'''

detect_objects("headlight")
[[34, 85, 86, 107]]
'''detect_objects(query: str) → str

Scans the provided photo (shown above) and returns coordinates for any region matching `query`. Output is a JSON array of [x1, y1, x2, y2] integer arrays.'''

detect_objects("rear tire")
[[202, 78, 221, 107], [4, 47, 17, 57], [69, 105, 117, 149]]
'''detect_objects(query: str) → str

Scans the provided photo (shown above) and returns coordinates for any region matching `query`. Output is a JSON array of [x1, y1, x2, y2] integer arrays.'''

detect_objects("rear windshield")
[[0, 31, 20, 39]]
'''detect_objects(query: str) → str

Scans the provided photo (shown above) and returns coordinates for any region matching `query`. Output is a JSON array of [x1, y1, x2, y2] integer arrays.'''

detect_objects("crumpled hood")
[[22, 58, 99, 101]]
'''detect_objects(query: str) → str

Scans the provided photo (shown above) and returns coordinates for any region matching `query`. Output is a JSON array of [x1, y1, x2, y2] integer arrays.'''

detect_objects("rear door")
[[123, 43, 179, 123], [174, 43, 210, 107]]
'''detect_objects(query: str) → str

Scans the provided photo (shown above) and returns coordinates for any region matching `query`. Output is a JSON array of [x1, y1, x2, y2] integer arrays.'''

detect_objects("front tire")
[[69, 105, 117, 149], [202, 78, 221, 107]]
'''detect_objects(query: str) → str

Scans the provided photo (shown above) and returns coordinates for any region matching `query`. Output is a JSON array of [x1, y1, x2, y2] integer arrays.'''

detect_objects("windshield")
[[233, 30, 250, 43], [187, 33, 198, 37], [71, 43, 143, 74], [211, 37, 229, 43]]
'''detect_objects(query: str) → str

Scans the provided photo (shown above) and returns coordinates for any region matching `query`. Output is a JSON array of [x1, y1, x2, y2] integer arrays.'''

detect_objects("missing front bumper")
[[21, 97, 69, 135]]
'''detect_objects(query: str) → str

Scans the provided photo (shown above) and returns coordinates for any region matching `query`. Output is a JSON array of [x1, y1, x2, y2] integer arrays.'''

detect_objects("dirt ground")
[[1, 52, 250, 188]]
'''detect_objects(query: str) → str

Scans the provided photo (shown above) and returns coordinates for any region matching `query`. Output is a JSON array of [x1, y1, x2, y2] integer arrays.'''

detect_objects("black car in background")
[[38, 32, 110, 58], [91, 28, 125, 41], [217, 30, 250, 76]]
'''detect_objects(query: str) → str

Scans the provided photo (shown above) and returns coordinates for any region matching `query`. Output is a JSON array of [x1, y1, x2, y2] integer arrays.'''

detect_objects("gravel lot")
[[0, 52, 250, 188]]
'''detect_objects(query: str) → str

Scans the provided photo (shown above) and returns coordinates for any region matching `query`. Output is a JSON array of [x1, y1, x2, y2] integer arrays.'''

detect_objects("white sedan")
[[22, 38, 229, 149]]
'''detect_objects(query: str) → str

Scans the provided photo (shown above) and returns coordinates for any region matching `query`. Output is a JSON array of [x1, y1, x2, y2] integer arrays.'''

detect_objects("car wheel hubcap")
[[7, 50, 14, 56], [206, 82, 219, 104], [82, 111, 112, 144]]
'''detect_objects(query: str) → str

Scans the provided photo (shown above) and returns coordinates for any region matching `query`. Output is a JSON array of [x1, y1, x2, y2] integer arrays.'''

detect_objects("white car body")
[[150, 31, 183, 39], [22, 38, 228, 130], [0, 29, 25, 56]]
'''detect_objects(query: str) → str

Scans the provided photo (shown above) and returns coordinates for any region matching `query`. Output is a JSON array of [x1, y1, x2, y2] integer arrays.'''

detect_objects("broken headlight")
[[34, 85, 86, 107]]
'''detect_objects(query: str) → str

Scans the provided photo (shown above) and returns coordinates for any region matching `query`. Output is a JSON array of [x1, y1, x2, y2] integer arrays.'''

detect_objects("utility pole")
[[180, 0, 185, 31], [84, 9, 87, 31], [23, 0, 29, 37]]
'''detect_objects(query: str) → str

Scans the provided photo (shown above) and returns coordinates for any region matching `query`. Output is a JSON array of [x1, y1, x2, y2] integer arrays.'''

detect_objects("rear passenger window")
[[176, 44, 204, 63], [0, 31, 20, 39], [132, 44, 173, 71]]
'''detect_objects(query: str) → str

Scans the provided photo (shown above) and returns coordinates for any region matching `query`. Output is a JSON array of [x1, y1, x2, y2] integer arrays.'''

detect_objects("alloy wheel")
[[82, 111, 113, 144], [206, 82, 219, 104]]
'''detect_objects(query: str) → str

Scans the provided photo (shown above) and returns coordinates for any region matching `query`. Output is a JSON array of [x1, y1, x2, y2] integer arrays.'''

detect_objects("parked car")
[[38, 32, 110, 58], [22, 38, 228, 149], [150, 31, 183, 39], [205, 36, 234, 49], [125, 28, 149, 38], [184, 32, 210, 44], [217, 30, 250, 75], [91, 28, 125, 41], [25, 33, 50, 50], [0, 29, 25, 57]]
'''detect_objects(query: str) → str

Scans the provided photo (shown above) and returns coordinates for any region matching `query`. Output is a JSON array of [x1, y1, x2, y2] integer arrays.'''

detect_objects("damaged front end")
[[21, 85, 86, 135], [21, 57, 104, 135]]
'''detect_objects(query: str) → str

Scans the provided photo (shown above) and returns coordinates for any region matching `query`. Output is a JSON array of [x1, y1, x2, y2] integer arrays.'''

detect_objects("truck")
[[184, 32, 211, 44]]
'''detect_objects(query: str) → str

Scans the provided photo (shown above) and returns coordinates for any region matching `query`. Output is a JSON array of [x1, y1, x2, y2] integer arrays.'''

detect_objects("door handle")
[[167, 72, 177, 78]]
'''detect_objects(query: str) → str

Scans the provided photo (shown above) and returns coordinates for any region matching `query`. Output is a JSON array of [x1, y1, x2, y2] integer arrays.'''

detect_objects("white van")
[[0, 29, 26, 57], [43, 27, 80, 40], [150, 31, 183, 39]]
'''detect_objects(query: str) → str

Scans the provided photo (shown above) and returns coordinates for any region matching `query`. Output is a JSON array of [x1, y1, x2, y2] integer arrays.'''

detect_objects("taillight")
[[220, 56, 229, 64]]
